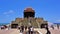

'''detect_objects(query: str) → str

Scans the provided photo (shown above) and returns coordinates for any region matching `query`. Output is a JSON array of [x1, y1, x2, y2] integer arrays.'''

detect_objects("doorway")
[[11, 24, 18, 28]]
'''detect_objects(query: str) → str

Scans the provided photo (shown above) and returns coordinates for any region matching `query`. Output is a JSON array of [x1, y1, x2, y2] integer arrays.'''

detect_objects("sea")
[[0, 23, 9, 26]]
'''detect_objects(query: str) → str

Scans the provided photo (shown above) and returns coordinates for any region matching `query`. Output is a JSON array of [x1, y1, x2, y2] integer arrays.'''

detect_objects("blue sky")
[[0, 0, 60, 23]]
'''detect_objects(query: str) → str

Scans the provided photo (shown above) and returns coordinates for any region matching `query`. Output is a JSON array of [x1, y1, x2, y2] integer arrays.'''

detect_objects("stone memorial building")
[[11, 8, 48, 28]]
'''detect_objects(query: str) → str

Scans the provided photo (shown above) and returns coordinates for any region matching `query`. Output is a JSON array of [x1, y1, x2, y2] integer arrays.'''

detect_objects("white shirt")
[[30, 27, 33, 31]]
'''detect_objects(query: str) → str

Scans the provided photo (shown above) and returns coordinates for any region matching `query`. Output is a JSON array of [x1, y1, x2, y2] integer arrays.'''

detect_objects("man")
[[28, 26, 34, 34], [30, 26, 34, 34], [25, 26, 27, 31], [21, 25, 24, 32]]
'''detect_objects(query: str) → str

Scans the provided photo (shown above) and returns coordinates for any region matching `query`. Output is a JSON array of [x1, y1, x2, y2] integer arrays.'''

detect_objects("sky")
[[0, 0, 60, 23]]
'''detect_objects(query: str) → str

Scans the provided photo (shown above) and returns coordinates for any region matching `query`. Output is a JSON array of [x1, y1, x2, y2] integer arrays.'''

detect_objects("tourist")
[[21, 25, 24, 33], [25, 26, 27, 31], [1, 26, 4, 30], [18, 26, 20, 30], [28, 26, 31, 34], [46, 27, 51, 34], [30, 26, 34, 34], [51, 25, 54, 29], [57, 24, 59, 29], [46, 30, 51, 34], [28, 26, 34, 34]]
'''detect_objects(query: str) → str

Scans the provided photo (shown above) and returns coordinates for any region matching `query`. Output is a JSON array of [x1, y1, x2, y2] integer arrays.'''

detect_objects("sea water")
[[0, 23, 9, 26]]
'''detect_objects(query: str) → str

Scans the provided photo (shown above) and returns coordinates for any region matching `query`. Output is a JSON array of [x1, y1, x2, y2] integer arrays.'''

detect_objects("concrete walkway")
[[0, 28, 47, 34], [0, 29, 19, 34], [0, 28, 60, 34], [49, 28, 60, 34]]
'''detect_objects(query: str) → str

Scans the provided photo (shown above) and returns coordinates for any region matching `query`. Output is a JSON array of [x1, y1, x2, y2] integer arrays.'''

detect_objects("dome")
[[24, 7, 35, 12]]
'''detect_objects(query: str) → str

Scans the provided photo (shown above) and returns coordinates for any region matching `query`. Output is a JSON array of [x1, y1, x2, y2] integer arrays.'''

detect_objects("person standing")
[[28, 26, 34, 34], [46, 27, 51, 34], [28, 26, 31, 34], [25, 26, 27, 31], [57, 24, 59, 29], [51, 25, 54, 29], [30, 26, 34, 34], [21, 25, 24, 33]]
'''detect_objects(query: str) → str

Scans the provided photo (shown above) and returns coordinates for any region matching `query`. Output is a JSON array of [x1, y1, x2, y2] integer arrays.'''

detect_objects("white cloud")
[[8, 10, 14, 13], [3, 10, 15, 17], [3, 10, 14, 15]]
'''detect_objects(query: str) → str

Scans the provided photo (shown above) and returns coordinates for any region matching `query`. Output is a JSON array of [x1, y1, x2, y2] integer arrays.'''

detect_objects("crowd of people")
[[0, 24, 52, 34], [50, 25, 60, 29], [18, 25, 34, 34], [18, 25, 51, 34], [0, 25, 10, 30], [0, 25, 7, 30]]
